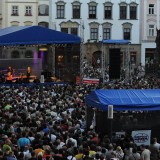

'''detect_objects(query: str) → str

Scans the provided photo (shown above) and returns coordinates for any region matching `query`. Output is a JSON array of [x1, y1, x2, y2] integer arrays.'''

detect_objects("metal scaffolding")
[[101, 40, 131, 84], [80, 20, 85, 83]]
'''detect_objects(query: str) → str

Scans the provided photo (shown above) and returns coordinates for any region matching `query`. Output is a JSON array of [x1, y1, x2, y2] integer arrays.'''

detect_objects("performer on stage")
[[26, 66, 31, 79], [6, 66, 13, 81]]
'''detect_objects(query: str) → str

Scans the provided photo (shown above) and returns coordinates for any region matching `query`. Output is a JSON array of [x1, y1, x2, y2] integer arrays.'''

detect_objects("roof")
[[85, 89, 160, 111], [102, 39, 131, 44], [0, 26, 81, 46]]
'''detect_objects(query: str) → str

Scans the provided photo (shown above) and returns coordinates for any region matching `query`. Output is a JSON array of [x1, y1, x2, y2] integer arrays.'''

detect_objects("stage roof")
[[102, 39, 131, 44], [85, 89, 160, 111], [0, 26, 81, 46]]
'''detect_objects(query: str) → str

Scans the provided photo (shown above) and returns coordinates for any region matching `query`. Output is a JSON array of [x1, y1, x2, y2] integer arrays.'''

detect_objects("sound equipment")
[[41, 71, 51, 79], [109, 49, 120, 79], [108, 105, 113, 119], [45, 78, 52, 82], [34, 79, 40, 83], [22, 78, 29, 83], [5, 80, 12, 84]]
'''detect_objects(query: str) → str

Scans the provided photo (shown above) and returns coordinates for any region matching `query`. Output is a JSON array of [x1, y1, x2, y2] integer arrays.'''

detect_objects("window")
[[149, 25, 154, 36], [104, 6, 112, 19], [38, 4, 49, 16], [149, 4, 154, 14], [25, 6, 32, 16], [88, 2, 97, 19], [71, 28, 78, 35], [90, 28, 98, 40], [103, 28, 111, 40], [10, 21, 19, 26], [11, 51, 20, 58], [130, 5, 137, 19], [38, 22, 49, 28], [124, 28, 131, 40], [72, 5, 80, 19], [61, 28, 68, 33], [60, 21, 79, 36], [24, 21, 32, 26], [12, 6, 18, 16], [57, 5, 65, 18], [120, 5, 127, 19], [25, 50, 33, 58]]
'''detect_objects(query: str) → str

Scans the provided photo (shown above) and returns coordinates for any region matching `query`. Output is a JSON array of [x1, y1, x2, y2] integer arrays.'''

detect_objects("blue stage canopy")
[[0, 26, 81, 46], [102, 39, 131, 44], [85, 89, 160, 111]]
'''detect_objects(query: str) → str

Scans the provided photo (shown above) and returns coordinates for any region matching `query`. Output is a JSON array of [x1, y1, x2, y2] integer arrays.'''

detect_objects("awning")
[[102, 39, 131, 44], [85, 89, 160, 111], [0, 26, 81, 46]]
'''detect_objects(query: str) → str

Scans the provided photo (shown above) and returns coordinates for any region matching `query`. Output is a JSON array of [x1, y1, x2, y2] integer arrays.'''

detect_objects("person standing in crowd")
[[128, 147, 140, 160], [26, 66, 31, 80], [17, 132, 31, 150], [148, 138, 160, 160], [140, 145, 151, 160]]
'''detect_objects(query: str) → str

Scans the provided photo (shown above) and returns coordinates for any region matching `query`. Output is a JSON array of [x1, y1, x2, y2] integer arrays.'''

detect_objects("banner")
[[131, 130, 151, 146], [83, 78, 99, 84], [76, 76, 81, 84]]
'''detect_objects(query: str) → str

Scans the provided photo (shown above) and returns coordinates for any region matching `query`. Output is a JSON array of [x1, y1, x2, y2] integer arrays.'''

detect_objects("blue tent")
[[0, 26, 81, 46], [102, 39, 131, 44], [85, 89, 160, 111]]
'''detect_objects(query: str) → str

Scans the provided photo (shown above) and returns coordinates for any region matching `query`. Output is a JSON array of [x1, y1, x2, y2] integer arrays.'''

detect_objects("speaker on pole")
[[108, 105, 113, 119], [108, 105, 113, 141]]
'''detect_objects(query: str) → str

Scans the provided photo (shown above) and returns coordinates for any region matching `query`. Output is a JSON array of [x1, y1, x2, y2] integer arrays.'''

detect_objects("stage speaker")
[[45, 78, 52, 82], [108, 105, 113, 119], [5, 80, 12, 84], [34, 79, 40, 83], [41, 71, 51, 79], [109, 49, 120, 79], [22, 78, 29, 83]]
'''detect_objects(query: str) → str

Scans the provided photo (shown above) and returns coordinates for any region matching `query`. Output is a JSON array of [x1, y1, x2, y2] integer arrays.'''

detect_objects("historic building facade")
[[140, 0, 159, 67], [49, 0, 141, 78], [1, 0, 158, 80], [0, 0, 50, 77]]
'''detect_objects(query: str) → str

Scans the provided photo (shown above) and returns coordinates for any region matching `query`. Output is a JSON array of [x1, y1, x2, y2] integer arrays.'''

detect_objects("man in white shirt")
[[140, 145, 151, 160]]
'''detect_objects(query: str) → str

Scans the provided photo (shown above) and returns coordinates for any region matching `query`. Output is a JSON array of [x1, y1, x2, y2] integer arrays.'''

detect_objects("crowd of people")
[[0, 62, 160, 160]]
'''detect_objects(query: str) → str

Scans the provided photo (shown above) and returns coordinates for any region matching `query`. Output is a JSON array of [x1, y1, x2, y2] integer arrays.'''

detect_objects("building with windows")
[[38, 0, 49, 28], [0, 1, 2, 28], [140, 0, 158, 67], [0, 0, 41, 77], [49, 0, 141, 78], [2, 0, 38, 27]]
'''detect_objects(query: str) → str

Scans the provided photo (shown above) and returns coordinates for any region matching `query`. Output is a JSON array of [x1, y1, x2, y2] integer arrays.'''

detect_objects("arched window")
[[11, 50, 20, 58], [60, 21, 79, 35], [38, 22, 49, 28], [119, 2, 127, 19], [89, 22, 100, 40], [10, 21, 19, 26], [88, 1, 97, 19], [24, 21, 33, 26], [38, 4, 49, 16], [25, 50, 33, 58], [104, 1, 113, 19], [122, 22, 132, 40], [102, 22, 113, 40]]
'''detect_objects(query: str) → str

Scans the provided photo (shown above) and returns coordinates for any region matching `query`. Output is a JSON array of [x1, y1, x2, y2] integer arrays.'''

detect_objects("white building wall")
[[50, 0, 141, 44], [38, 0, 49, 25], [2, 0, 38, 28], [141, 0, 159, 66]]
